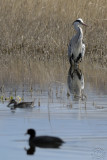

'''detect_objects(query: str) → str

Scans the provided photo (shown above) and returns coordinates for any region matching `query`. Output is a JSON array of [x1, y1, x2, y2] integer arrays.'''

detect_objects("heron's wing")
[[68, 39, 73, 57]]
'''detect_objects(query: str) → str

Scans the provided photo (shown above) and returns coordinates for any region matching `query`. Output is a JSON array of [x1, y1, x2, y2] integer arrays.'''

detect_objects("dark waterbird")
[[7, 99, 34, 109], [25, 129, 64, 155]]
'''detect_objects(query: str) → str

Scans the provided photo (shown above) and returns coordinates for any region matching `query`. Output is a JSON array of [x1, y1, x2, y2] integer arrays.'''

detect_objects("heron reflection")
[[67, 66, 85, 101]]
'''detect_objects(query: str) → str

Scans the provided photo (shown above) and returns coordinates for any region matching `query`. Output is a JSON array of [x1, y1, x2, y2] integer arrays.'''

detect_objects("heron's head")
[[73, 18, 87, 27]]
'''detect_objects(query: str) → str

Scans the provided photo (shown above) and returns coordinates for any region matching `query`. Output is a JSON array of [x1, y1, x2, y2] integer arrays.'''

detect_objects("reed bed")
[[0, 0, 106, 64], [0, 55, 107, 88], [0, 57, 107, 102]]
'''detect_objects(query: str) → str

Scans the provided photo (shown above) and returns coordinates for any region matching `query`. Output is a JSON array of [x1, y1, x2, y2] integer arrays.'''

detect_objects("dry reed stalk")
[[0, 0, 106, 62]]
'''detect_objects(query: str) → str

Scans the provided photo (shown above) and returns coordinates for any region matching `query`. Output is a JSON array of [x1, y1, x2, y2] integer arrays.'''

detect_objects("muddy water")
[[0, 59, 107, 160]]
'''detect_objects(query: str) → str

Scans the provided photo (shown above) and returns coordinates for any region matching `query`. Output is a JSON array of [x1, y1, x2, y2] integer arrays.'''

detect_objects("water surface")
[[0, 59, 107, 160]]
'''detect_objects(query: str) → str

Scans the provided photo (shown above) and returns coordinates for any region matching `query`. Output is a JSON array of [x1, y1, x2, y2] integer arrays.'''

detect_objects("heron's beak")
[[82, 23, 88, 27]]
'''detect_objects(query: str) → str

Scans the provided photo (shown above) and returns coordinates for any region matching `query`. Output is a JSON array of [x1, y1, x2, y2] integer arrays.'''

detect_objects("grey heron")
[[68, 18, 87, 66]]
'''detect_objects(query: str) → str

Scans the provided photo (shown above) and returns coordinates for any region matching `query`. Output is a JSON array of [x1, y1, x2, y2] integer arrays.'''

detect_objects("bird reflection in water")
[[67, 66, 86, 101], [25, 129, 64, 155]]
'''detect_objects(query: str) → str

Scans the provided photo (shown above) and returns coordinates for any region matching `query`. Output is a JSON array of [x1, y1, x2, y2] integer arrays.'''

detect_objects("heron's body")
[[68, 18, 87, 66]]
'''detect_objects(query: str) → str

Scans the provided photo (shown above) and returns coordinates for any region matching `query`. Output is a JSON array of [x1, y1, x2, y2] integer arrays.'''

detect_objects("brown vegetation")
[[0, 0, 107, 64]]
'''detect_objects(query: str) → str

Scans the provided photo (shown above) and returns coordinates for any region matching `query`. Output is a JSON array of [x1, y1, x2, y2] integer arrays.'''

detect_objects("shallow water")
[[0, 60, 107, 160]]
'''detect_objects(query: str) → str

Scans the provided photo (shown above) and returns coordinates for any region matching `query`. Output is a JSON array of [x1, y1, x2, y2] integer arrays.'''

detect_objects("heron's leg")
[[71, 54, 74, 60], [69, 54, 74, 66], [75, 53, 82, 63], [75, 69, 82, 80], [69, 66, 75, 79]]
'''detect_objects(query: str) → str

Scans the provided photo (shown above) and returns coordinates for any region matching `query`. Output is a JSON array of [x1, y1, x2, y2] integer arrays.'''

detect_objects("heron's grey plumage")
[[68, 18, 87, 66]]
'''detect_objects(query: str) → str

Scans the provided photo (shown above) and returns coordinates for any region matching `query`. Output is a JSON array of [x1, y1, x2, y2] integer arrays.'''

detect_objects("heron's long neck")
[[74, 25, 83, 42]]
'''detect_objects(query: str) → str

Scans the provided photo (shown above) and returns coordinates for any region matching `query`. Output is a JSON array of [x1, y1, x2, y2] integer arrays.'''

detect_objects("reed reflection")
[[67, 66, 85, 101]]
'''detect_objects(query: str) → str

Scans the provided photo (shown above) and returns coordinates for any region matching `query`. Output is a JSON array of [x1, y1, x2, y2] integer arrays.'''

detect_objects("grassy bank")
[[0, 0, 106, 64]]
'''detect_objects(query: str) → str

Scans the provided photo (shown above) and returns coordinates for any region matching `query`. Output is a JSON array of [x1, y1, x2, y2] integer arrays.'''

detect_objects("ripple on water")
[[0, 62, 107, 160]]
